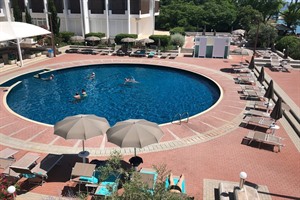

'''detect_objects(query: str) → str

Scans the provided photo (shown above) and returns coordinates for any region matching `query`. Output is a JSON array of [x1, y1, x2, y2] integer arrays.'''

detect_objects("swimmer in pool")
[[89, 72, 95, 79], [124, 77, 138, 84], [41, 74, 54, 81], [81, 89, 87, 97], [74, 92, 81, 100]]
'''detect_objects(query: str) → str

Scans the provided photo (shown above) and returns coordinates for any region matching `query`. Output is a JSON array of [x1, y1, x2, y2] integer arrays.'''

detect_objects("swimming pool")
[[6, 64, 220, 125]]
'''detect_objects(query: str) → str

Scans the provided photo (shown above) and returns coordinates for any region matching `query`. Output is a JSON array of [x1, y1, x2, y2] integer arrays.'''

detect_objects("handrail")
[[253, 65, 300, 137], [172, 112, 189, 125]]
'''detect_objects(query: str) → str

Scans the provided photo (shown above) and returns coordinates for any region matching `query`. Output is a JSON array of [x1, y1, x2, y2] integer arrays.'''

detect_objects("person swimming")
[[41, 74, 54, 81], [89, 72, 95, 79], [73, 92, 81, 100], [124, 77, 138, 84], [81, 89, 87, 97]]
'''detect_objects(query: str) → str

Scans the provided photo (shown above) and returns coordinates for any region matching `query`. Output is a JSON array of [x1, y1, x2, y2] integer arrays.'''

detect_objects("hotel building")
[[0, 0, 160, 38]]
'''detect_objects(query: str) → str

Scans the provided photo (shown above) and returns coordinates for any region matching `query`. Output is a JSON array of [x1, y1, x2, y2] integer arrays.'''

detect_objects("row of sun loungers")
[[1, 149, 63, 185]]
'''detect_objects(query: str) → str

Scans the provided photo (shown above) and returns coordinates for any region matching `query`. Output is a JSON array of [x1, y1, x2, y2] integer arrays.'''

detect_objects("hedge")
[[114, 34, 138, 44]]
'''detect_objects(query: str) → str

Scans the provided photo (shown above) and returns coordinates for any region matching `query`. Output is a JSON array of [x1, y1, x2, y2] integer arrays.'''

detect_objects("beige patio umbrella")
[[85, 36, 101, 46], [138, 38, 154, 44], [54, 114, 110, 152], [106, 119, 164, 156], [70, 35, 85, 43], [121, 37, 136, 43]]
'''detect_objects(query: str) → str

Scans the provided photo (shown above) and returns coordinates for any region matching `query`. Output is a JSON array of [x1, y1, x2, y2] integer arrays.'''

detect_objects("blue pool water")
[[7, 64, 220, 125]]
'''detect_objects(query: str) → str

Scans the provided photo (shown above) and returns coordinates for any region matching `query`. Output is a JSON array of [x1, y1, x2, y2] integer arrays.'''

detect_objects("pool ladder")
[[172, 112, 189, 125]]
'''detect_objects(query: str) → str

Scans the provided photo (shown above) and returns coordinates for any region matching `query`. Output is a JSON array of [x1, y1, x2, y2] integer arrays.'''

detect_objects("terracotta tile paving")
[[0, 53, 299, 199]]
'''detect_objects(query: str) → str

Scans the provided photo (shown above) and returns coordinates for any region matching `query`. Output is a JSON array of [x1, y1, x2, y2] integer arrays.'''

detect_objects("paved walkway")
[[1, 53, 299, 200]]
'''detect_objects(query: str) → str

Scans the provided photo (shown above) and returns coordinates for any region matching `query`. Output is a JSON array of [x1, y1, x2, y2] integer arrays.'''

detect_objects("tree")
[[237, 0, 285, 22], [233, 5, 263, 31], [25, 6, 32, 24], [12, 0, 22, 22], [276, 36, 300, 59], [48, 0, 60, 36], [280, 0, 300, 34], [247, 23, 278, 48]]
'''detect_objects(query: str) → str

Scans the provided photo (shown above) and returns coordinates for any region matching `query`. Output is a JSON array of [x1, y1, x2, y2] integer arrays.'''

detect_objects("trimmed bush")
[[149, 35, 171, 47], [85, 32, 105, 39], [59, 31, 74, 43], [114, 34, 138, 44], [276, 36, 300, 60], [170, 27, 186, 36], [170, 33, 185, 47]]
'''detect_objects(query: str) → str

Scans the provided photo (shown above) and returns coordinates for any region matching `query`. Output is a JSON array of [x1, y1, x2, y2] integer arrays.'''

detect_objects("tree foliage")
[[48, 0, 60, 36], [170, 33, 185, 47], [247, 23, 278, 48], [280, 0, 300, 34], [276, 36, 300, 59], [12, 0, 22, 22], [25, 7, 32, 24]]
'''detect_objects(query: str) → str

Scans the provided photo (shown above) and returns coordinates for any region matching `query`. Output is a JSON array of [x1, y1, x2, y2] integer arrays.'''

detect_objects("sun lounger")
[[3, 152, 40, 179], [240, 85, 264, 92], [91, 172, 120, 197], [0, 148, 18, 159], [165, 175, 186, 194], [169, 53, 178, 59], [243, 116, 275, 128], [242, 90, 264, 100], [253, 101, 274, 111], [233, 68, 252, 73], [271, 58, 283, 71], [160, 53, 170, 58], [131, 49, 146, 57], [147, 51, 156, 58], [245, 131, 284, 152], [130, 168, 157, 194], [8, 154, 63, 185], [244, 109, 270, 117], [236, 77, 256, 85]]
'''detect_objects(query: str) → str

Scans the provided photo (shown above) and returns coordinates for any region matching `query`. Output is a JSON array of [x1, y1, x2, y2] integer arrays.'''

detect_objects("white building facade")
[[0, 0, 160, 38]]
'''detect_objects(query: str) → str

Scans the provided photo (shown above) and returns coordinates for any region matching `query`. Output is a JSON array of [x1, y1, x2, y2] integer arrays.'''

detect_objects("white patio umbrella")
[[121, 37, 137, 43], [70, 35, 85, 43], [0, 22, 51, 67], [106, 119, 164, 156], [54, 114, 110, 152], [85, 36, 101, 46]]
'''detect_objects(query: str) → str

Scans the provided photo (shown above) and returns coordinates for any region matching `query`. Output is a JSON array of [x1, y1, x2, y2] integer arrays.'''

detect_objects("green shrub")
[[149, 35, 171, 47], [170, 27, 186, 36], [114, 34, 138, 44], [276, 36, 300, 60], [59, 31, 74, 43], [170, 33, 185, 47], [85, 32, 105, 39]]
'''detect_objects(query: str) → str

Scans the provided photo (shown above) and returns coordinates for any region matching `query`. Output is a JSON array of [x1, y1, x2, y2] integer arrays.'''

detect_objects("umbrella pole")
[[134, 148, 136, 157], [82, 140, 85, 152]]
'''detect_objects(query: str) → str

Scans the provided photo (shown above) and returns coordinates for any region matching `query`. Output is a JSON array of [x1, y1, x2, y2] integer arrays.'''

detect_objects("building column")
[[63, 0, 69, 31], [80, 0, 90, 36], [105, 0, 109, 38], [43, 0, 50, 29], [151, 0, 155, 35], [4, 0, 12, 21], [127, 0, 130, 34]]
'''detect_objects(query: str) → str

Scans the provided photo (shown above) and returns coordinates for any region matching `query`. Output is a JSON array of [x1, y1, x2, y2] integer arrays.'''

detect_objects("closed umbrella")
[[264, 80, 274, 102], [270, 97, 283, 122], [257, 67, 265, 84], [283, 46, 289, 59], [106, 119, 164, 156], [54, 114, 110, 152], [248, 55, 255, 71], [70, 35, 85, 43]]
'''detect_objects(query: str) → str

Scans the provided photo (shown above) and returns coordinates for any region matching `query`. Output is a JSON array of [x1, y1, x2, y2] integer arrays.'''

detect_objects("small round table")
[[269, 124, 280, 135], [78, 151, 90, 163]]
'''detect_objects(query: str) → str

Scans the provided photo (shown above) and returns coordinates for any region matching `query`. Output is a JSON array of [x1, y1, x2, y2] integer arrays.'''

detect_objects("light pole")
[[239, 172, 247, 190], [48, 12, 56, 57], [241, 44, 245, 64], [7, 185, 16, 200]]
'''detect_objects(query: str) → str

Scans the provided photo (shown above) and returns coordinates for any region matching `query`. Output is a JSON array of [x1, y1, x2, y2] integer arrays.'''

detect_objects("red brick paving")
[[0, 53, 299, 199]]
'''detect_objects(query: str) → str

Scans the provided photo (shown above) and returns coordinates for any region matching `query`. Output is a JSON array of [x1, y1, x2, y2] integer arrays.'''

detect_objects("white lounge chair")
[[243, 116, 275, 128], [245, 131, 284, 152]]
